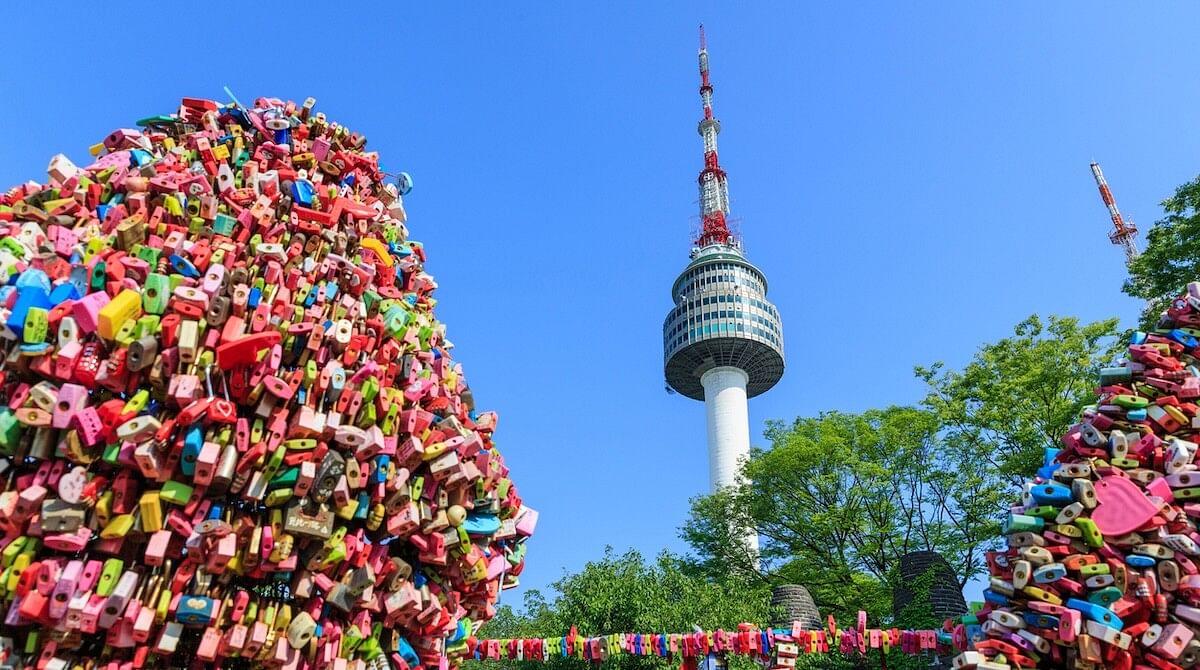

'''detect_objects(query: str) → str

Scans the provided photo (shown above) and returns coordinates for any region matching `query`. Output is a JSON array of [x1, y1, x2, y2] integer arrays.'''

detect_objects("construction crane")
[[1090, 162, 1139, 265]]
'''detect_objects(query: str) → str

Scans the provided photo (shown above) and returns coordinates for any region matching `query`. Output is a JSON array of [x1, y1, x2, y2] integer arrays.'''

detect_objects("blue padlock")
[[1036, 448, 1061, 481], [169, 254, 200, 279], [47, 282, 81, 306], [291, 179, 315, 207], [1171, 329, 1199, 348], [463, 513, 501, 536], [396, 171, 414, 196], [6, 286, 51, 341], [14, 268, 50, 292], [983, 589, 1009, 606], [180, 426, 203, 477], [1023, 612, 1059, 629], [176, 595, 218, 625], [1030, 482, 1073, 506], [129, 149, 153, 167], [1033, 563, 1066, 583], [1126, 554, 1156, 568], [1066, 598, 1122, 630], [395, 636, 420, 668]]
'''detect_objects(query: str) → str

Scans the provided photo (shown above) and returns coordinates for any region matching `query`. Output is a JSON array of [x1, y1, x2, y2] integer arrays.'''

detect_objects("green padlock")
[[360, 376, 379, 404], [0, 409, 24, 454], [1024, 506, 1059, 520], [114, 318, 139, 346], [135, 314, 160, 339], [1087, 586, 1123, 606], [143, 273, 171, 314], [1078, 562, 1110, 577], [90, 261, 107, 291], [160, 480, 194, 506], [1075, 517, 1103, 547], [136, 244, 161, 266], [1108, 393, 1147, 410], [103, 442, 123, 464], [270, 466, 301, 488], [1175, 486, 1200, 500]]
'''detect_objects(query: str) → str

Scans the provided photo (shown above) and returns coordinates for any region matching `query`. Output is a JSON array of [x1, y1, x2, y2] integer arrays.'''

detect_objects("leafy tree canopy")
[[1125, 176, 1200, 322]]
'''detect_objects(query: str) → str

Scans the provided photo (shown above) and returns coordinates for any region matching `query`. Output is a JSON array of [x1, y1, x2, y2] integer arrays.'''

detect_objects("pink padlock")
[[70, 291, 110, 335], [49, 560, 82, 619], [51, 384, 87, 430], [145, 529, 171, 566], [1154, 622, 1195, 659], [194, 442, 220, 486], [295, 461, 316, 498], [74, 407, 104, 446]]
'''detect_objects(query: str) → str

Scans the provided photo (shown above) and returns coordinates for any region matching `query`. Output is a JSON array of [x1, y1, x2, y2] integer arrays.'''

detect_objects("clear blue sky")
[[3, 2, 1199, 614]]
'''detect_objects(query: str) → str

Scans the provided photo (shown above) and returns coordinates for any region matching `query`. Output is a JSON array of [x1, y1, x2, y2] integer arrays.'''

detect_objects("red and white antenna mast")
[[1090, 162, 1139, 265], [695, 25, 736, 249]]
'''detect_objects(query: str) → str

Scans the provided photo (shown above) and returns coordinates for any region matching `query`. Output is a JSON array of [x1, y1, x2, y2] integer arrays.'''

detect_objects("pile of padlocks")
[[0, 95, 534, 670], [968, 282, 1200, 670]]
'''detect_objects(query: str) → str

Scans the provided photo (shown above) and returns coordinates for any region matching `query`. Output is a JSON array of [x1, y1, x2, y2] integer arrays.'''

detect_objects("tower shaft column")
[[701, 366, 751, 490], [701, 366, 759, 555]]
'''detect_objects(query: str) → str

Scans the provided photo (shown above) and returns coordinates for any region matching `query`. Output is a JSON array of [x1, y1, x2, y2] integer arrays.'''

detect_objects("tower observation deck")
[[663, 27, 785, 496]]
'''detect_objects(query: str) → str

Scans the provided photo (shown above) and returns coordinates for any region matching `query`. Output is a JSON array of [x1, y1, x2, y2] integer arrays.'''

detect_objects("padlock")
[[283, 500, 335, 540], [40, 499, 85, 533]]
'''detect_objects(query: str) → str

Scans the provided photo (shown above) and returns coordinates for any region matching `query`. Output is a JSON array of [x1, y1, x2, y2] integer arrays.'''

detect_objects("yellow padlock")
[[1022, 585, 1063, 605], [366, 503, 385, 531], [1165, 404, 1189, 426], [155, 587, 171, 622], [139, 491, 163, 532], [94, 491, 113, 527], [97, 289, 143, 341], [269, 533, 294, 564], [274, 603, 293, 635], [336, 499, 359, 521], [101, 514, 135, 539]]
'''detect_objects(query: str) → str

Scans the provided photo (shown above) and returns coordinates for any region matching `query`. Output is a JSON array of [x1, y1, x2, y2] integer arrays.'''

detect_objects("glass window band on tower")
[[663, 246, 784, 401]]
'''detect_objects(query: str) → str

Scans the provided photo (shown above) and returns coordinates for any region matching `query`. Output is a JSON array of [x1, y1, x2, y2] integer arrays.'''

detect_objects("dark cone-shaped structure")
[[770, 585, 821, 630], [892, 551, 967, 621]]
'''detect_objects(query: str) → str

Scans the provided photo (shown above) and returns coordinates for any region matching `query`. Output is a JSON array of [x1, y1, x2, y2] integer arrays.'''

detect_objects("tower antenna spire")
[[696, 25, 735, 248], [1089, 162, 1140, 265]]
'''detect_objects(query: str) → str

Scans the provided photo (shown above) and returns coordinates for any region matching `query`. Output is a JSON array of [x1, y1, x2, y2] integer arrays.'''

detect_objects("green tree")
[[469, 548, 772, 670], [915, 314, 1120, 490], [1124, 176, 1200, 323], [680, 406, 998, 620]]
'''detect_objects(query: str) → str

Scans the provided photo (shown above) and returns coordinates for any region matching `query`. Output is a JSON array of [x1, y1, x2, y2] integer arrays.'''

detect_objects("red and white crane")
[[1090, 162, 1139, 265]]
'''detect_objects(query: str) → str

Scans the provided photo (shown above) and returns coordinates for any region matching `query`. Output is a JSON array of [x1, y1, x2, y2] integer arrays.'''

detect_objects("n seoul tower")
[[663, 28, 785, 520]]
